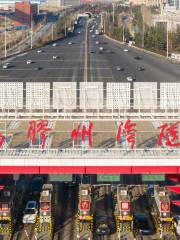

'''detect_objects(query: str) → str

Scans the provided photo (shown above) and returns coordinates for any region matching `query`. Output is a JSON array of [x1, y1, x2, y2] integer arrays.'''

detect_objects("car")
[[95, 41, 99, 45], [126, 76, 134, 82], [37, 50, 42, 53], [89, 29, 93, 33], [68, 42, 72, 45], [99, 47, 103, 51], [52, 55, 58, 59], [90, 50, 95, 53], [95, 214, 111, 235], [2, 63, 10, 69], [106, 50, 114, 54], [30, 176, 43, 195], [123, 49, 129, 52], [52, 43, 57, 47], [23, 201, 38, 224], [26, 60, 32, 64], [137, 66, 144, 71], [92, 35, 95, 38], [35, 67, 43, 71], [78, 31, 81, 34], [174, 215, 180, 236], [116, 66, 124, 71], [134, 214, 153, 235], [134, 56, 141, 60]]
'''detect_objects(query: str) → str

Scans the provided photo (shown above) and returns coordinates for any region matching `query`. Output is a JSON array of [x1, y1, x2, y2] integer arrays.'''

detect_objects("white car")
[[68, 42, 72, 45], [52, 43, 57, 47], [89, 29, 93, 33], [2, 63, 10, 69], [96, 41, 99, 45], [116, 66, 124, 71], [123, 49, 129, 52], [126, 76, 134, 82], [23, 201, 38, 224], [92, 35, 95, 38], [52, 55, 58, 59], [37, 50, 42, 53], [99, 47, 103, 51], [26, 60, 32, 64], [174, 216, 180, 236], [78, 31, 81, 34]]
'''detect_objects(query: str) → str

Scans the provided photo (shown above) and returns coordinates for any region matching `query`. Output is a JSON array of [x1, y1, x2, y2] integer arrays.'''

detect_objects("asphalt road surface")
[[0, 17, 180, 84]]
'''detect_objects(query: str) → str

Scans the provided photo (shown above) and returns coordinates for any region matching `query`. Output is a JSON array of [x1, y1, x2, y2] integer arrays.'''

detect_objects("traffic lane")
[[93, 185, 117, 239], [53, 183, 78, 240], [102, 37, 180, 82], [89, 38, 158, 83], [0, 41, 85, 81], [0, 23, 86, 81], [97, 35, 180, 83], [88, 34, 140, 82], [88, 35, 114, 82]]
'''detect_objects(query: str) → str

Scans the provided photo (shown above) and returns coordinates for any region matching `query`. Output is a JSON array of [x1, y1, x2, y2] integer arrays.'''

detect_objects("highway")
[[1, 16, 180, 84]]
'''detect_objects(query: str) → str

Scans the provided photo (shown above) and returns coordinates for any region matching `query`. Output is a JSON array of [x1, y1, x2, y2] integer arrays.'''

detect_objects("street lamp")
[[30, 14, 33, 49], [4, 15, 7, 58]]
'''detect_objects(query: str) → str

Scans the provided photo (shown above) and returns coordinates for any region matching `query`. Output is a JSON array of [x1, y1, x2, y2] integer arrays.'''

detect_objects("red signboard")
[[80, 200, 90, 211], [120, 201, 130, 211], [0, 203, 9, 212], [160, 201, 170, 212], [40, 202, 50, 211]]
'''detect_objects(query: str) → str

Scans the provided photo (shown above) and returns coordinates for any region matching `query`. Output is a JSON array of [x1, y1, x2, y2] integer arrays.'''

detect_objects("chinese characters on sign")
[[71, 122, 93, 148], [116, 120, 137, 149], [0, 120, 180, 149], [157, 121, 180, 147], [0, 132, 5, 148], [27, 120, 52, 149]]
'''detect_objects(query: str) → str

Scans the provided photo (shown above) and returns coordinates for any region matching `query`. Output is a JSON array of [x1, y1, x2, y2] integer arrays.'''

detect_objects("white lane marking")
[[1, 67, 111, 71], [4, 76, 113, 79], [24, 229, 30, 240]]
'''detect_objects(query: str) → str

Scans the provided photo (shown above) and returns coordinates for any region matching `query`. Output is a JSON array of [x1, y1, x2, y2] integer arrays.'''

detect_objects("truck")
[[153, 186, 173, 238], [77, 184, 93, 240], [115, 185, 133, 238]]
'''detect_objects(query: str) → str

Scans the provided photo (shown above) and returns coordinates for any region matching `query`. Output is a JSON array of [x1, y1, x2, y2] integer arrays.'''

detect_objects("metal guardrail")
[[0, 148, 179, 159]]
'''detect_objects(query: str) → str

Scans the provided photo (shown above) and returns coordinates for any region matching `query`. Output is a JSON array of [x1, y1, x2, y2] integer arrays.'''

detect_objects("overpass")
[[77, 12, 93, 19]]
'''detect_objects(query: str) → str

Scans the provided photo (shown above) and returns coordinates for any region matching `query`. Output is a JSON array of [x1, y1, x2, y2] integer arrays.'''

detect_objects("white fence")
[[0, 82, 179, 119]]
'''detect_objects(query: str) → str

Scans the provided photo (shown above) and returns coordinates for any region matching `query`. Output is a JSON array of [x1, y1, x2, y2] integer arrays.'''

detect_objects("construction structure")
[[114, 186, 133, 239], [153, 185, 174, 238], [77, 184, 93, 239]]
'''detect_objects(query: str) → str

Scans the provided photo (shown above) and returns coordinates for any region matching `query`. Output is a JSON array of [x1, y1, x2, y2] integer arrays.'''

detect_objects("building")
[[14, 1, 38, 26], [0, 0, 45, 11], [129, 0, 165, 6]]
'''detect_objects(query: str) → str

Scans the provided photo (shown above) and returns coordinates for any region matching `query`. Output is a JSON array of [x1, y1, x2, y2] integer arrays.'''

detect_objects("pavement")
[[0, 16, 180, 84]]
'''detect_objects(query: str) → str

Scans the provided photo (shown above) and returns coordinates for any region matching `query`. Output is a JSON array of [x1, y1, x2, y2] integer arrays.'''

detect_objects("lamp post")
[[4, 15, 7, 58], [30, 14, 33, 49]]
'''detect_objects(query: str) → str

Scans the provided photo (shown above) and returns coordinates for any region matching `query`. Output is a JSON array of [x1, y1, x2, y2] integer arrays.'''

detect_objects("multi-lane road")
[[1, 16, 180, 84]]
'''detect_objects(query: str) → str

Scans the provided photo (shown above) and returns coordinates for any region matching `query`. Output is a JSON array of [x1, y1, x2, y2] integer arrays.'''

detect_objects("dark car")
[[35, 67, 43, 71], [95, 214, 111, 235], [134, 56, 142, 60], [30, 177, 43, 196], [134, 214, 152, 235]]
